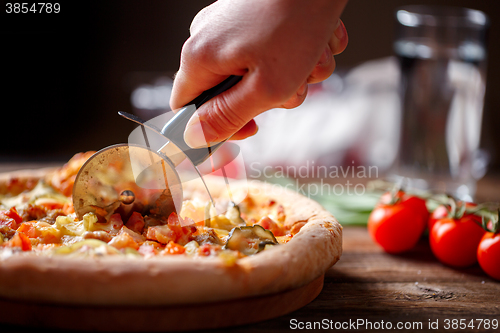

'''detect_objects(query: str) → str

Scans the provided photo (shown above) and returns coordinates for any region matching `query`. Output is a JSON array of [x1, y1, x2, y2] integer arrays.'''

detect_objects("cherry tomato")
[[430, 216, 486, 267], [428, 202, 479, 231], [477, 232, 500, 280], [368, 192, 428, 253]]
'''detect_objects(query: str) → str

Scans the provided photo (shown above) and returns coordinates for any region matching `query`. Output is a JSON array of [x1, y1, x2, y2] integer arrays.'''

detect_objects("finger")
[[230, 119, 258, 140], [307, 47, 336, 84], [307, 19, 347, 85], [281, 81, 308, 109], [330, 19, 348, 55], [170, 60, 228, 110], [183, 73, 278, 148]]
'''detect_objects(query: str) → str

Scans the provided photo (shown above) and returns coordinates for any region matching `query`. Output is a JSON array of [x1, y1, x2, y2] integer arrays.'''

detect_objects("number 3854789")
[[6, 3, 60, 14]]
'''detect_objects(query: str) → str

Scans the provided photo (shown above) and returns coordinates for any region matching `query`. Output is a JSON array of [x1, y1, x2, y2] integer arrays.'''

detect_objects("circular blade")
[[73, 144, 183, 221]]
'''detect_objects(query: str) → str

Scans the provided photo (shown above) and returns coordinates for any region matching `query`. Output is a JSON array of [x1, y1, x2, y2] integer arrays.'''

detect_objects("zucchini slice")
[[224, 225, 278, 256]]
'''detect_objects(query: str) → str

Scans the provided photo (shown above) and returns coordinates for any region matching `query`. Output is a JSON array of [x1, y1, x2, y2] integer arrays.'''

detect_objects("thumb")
[[183, 74, 271, 148]]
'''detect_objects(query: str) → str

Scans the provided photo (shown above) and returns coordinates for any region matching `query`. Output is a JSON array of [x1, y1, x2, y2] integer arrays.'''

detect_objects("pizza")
[[0, 152, 342, 308]]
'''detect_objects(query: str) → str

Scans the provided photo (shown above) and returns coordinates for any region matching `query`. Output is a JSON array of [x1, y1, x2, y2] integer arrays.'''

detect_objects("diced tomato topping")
[[4, 207, 23, 224], [62, 202, 75, 215], [146, 225, 176, 244], [4, 232, 32, 251], [0, 207, 23, 230], [15, 221, 60, 244], [198, 243, 220, 257], [108, 231, 140, 250], [138, 242, 161, 257], [16, 222, 38, 238], [125, 212, 144, 234], [38, 201, 65, 211], [198, 243, 212, 256], [160, 213, 196, 245], [182, 216, 195, 227], [108, 213, 124, 230], [257, 216, 285, 236], [164, 241, 186, 255]]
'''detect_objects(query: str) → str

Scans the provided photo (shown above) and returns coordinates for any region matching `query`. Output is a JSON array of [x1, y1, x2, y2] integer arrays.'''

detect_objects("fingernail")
[[184, 114, 218, 148], [334, 19, 341, 30], [318, 46, 332, 66], [334, 19, 346, 40], [252, 123, 259, 136], [297, 82, 308, 96]]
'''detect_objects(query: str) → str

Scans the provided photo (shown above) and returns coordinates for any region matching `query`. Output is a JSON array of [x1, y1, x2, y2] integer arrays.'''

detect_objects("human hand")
[[170, 0, 348, 148]]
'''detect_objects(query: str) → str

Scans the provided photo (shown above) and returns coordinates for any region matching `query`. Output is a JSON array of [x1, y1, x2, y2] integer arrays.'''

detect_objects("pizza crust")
[[0, 173, 342, 306]]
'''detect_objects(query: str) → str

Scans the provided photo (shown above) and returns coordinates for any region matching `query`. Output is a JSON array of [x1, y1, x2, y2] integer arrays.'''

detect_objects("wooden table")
[[220, 226, 499, 333], [1, 164, 499, 332]]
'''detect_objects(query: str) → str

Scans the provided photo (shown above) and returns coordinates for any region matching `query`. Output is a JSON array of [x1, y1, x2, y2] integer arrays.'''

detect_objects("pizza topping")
[[0, 225, 16, 241], [47, 151, 96, 197], [0, 153, 300, 261], [162, 241, 186, 255], [83, 231, 113, 243], [0, 207, 23, 229], [224, 225, 279, 256], [192, 226, 222, 245], [53, 239, 120, 256], [38, 208, 66, 225], [183, 240, 199, 256], [146, 225, 176, 244], [204, 202, 246, 231], [256, 216, 286, 236], [218, 249, 239, 267], [198, 243, 221, 257], [108, 230, 140, 250], [0, 181, 69, 211], [179, 200, 205, 225], [3, 232, 32, 251], [125, 212, 144, 234]]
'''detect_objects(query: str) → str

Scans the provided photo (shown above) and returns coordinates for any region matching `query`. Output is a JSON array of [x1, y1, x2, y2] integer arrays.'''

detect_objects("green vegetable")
[[224, 225, 278, 256]]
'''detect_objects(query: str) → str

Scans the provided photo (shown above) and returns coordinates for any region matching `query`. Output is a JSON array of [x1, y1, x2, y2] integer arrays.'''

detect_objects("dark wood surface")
[[215, 227, 499, 333]]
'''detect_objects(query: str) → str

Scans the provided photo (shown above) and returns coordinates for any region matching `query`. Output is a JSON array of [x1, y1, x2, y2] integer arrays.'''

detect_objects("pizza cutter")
[[72, 75, 242, 221]]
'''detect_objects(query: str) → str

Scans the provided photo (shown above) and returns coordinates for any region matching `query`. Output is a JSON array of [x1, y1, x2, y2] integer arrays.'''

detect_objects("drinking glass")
[[392, 5, 489, 201]]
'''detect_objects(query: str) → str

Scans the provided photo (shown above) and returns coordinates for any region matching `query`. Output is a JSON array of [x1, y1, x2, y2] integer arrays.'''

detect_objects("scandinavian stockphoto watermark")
[[248, 160, 378, 198]]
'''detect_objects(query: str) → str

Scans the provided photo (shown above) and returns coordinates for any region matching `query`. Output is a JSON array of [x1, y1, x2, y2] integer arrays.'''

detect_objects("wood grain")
[[214, 227, 500, 333]]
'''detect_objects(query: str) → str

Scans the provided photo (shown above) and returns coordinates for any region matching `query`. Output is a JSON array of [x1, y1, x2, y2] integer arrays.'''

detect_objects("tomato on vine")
[[477, 232, 500, 280], [476, 209, 500, 280], [368, 190, 428, 254], [428, 201, 479, 231], [429, 200, 486, 268]]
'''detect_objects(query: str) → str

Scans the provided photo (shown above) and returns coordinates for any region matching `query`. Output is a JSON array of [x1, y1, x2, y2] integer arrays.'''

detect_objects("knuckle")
[[205, 96, 247, 135], [308, 58, 336, 84], [282, 92, 307, 109]]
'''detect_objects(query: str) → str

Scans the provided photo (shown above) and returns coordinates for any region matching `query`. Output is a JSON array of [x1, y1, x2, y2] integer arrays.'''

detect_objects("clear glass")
[[392, 5, 489, 201]]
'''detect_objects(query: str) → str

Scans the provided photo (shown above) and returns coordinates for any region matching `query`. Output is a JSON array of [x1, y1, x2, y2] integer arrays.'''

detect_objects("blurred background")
[[1, 0, 499, 178]]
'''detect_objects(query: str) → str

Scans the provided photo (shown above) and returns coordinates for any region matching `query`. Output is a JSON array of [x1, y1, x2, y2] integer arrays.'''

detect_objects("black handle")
[[160, 75, 242, 166]]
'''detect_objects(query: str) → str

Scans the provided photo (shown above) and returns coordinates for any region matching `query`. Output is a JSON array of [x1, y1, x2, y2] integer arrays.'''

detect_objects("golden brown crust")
[[0, 173, 342, 306]]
